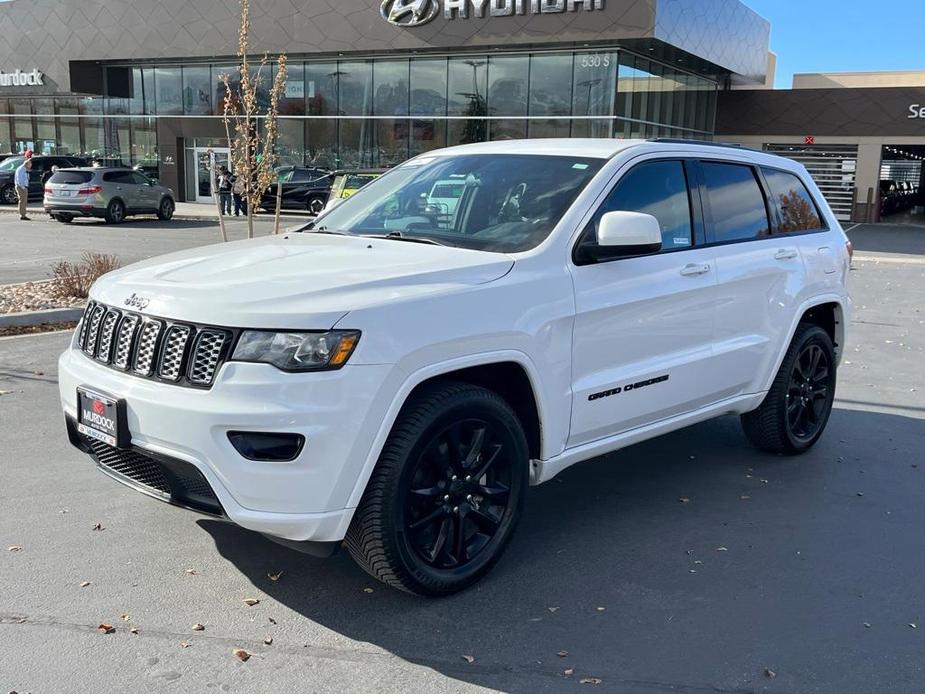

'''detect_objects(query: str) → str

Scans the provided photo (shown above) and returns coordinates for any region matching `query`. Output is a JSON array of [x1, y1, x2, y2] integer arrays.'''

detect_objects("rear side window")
[[49, 171, 93, 185], [701, 162, 771, 243], [762, 167, 825, 233], [102, 171, 134, 184], [587, 160, 693, 251]]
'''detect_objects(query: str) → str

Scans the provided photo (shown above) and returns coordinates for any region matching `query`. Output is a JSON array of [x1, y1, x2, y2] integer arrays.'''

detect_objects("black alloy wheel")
[[741, 323, 837, 455], [346, 382, 528, 596], [307, 196, 325, 215], [403, 418, 515, 570], [786, 343, 831, 442], [1, 184, 16, 205]]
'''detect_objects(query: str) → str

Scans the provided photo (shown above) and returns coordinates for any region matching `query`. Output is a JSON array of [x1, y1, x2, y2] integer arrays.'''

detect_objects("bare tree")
[[220, 0, 288, 238]]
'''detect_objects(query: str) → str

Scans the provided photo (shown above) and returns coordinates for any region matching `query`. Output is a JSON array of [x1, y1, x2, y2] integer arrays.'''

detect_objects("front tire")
[[105, 199, 125, 224], [55, 213, 74, 224], [307, 195, 326, 215], [345, 382, 528, 597], [1, 184, 16, 205], [157, 197, 175, 221], [741, 324, 837, 455]]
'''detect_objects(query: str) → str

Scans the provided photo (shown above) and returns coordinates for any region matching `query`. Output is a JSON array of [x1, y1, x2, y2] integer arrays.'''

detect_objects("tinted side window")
[[587, 160, 693, 252], [701, 162, 770, 243], [762, 167, 824, 233], [289, 169, 310, 182], [103, 171, 133, 184], [131, 172, 151, 186]]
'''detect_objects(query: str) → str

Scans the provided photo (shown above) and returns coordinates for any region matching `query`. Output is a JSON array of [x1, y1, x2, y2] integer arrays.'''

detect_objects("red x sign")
[[804, 135, 816, 145]]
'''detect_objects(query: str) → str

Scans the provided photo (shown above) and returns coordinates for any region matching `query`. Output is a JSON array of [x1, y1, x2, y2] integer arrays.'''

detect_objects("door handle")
[[680, 263, 711, 277], [774, 248, 799, 261]]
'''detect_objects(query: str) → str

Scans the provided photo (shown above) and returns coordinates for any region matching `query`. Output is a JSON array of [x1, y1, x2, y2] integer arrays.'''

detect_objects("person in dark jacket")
[[232, 173, 247, 217], [217, 166, 233, 216]]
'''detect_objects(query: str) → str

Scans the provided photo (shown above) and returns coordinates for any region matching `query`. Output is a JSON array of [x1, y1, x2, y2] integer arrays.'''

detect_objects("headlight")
[[231, 330, 360, 371]]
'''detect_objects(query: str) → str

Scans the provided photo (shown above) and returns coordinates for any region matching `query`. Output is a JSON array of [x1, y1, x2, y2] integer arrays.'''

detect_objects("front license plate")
[[77, 387, 129, 448]]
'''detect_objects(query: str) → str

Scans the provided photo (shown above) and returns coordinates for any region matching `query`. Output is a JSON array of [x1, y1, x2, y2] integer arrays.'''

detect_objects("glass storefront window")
[[339, 61, 373, 117], [572, 51, 617, 138], [83, 117, 105, 159], [183, 66, 211, 115], [10, 99, 34, 153], [338, 117, 374, 169], [306, 62, 338, 116], [410, 59, 447, 117], [410, 118, 446, 156], [277, 118, 305, 167], [528, 53, 573, 138], [374, 60, 409, 117], [448, 58, 487, 146], [212, 65, 236, 115], [155, 67, 182, 115], [277, 62, 305, 116], [488, 55, 528, 140], [0, 99, 10, 154]]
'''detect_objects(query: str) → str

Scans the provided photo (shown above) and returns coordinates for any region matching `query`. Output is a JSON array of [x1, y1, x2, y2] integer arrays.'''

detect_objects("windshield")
[[0, 157, 25, 171], [313, 155, 603, 253]]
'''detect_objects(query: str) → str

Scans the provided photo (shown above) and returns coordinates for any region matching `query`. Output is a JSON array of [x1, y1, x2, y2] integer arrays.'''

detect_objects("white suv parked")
[[59, 139, 851, 596]]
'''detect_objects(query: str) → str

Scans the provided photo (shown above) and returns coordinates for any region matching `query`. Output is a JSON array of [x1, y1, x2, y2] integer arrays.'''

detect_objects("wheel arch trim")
[[343, 350, 547, 511], [760, 293, 848, 393]]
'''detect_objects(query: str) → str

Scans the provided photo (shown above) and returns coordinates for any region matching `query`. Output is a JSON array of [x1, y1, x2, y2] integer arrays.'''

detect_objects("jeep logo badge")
[[124, 293, 151, 311], [381, 0, 440, 27]]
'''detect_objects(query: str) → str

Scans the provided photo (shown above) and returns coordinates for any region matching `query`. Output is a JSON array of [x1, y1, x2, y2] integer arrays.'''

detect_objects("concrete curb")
[[0, 306, 85, 327], [0, 207, 312, 223]]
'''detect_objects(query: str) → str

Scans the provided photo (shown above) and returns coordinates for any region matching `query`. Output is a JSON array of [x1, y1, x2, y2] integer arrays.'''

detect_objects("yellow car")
[[324, 169, 384, 211]]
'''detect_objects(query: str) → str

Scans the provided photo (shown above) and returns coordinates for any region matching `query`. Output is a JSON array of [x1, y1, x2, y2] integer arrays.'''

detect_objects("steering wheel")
[[500, 182, 527, 221]]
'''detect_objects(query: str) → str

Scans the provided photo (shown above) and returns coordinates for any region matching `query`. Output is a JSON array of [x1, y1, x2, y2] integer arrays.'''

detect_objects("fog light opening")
[[227, 431, 305, 462]]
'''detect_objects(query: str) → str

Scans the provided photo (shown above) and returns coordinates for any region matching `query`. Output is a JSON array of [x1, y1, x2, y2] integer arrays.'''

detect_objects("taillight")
[[846, 240, 854, 262], [44, 186, 52, 195], [78, 185, 102, 195]]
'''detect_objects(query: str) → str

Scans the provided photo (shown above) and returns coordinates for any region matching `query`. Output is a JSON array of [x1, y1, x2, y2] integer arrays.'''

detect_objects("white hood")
[[90, 234, 514, 329]]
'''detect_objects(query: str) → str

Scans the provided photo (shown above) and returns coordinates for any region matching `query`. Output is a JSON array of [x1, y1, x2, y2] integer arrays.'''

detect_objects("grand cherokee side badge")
[[124, 293, 151, 311]]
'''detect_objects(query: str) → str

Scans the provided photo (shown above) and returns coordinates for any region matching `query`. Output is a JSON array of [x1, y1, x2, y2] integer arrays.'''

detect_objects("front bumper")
[[58, 345, 393, 542]]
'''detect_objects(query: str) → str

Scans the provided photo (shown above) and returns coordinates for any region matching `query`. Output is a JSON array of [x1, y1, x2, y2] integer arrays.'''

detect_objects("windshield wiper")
[[373, 231, 447, 247]]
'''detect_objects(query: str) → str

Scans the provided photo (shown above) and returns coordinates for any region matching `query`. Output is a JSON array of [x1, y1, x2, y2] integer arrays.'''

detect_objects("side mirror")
[[580, 211, 662, 263]]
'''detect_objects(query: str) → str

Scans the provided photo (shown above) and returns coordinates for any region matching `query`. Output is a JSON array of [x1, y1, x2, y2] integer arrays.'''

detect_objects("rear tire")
[[105, 199, 125, 225], [1, 184, 16, 205], [307, 195, 326, 215], [55, 213, 74, 224], [345, 382, 528, 597], [741, 324, 837, 455]]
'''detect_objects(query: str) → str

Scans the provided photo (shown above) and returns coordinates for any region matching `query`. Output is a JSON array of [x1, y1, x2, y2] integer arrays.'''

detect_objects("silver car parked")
[[44, 167, 176, 224]]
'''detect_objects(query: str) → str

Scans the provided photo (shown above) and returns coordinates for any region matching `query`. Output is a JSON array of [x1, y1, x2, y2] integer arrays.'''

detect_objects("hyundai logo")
[[381, 0, 440, 27]]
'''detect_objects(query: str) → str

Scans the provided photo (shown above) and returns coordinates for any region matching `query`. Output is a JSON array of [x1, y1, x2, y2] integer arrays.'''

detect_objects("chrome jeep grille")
[[75, 302, 234, 389]]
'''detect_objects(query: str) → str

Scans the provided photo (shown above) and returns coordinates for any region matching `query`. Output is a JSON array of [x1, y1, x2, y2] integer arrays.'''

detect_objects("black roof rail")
[[649, 138, 744, 149]]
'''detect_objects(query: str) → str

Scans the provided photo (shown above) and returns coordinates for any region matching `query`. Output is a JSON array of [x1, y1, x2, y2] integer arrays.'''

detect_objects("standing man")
[[232, 172, 246, 217], [217, 166, 233, 216], [15, 158, 31, 221]]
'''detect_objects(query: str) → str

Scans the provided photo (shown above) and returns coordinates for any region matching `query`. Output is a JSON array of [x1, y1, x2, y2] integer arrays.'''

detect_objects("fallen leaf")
[[557, 650, 569, 658], [92, 523, 104, 531], [363, 587, 374, 594], [909, 623, 917, 629], [98, 623, 115, 634], [678, 497, 691, 504], [80, 581, 91, 588], [242, 598, 260, 607], [120, 614, 130, 621], [180, 641, 192, 649], [267, 571, 283, 582], [716, 547, 728, 552], [740, 495, 751, 500], [264, 636, 273, 645], [863, 623, 872, 628], [564, 668, 575, 676], [765, 669, 777, 679], [596, 607, 606, 612], [232, 648, 251, 662], [0, 389, 13, 396], [461, 655, 475, 664], [268, 617, 277, 625], [547, 606, 559, 613], [192, 623, 205, 631], [8, 545, 23, 552], [579, 677, 603, 685], [184, 568, 199, 575], [130, 627, 139, 635]]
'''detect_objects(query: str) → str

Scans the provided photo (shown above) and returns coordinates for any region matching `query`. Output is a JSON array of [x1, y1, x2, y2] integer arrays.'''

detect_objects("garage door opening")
[[763, 144, 858, 222], [879, 145, 925, 225]]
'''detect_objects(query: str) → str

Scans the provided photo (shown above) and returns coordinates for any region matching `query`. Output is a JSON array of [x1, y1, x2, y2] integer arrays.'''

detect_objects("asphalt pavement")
[[0, 226, 924, 693]]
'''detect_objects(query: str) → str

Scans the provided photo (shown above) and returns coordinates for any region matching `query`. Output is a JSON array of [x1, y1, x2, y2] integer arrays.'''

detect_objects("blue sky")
[[745, 0, 925, 88]]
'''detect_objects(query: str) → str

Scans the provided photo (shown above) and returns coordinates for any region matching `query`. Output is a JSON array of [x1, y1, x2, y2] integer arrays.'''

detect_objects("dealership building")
[[0, 0, 921, 222]]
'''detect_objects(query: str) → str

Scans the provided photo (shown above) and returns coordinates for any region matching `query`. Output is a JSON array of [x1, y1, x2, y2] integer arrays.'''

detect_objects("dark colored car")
[[260, 166, 332, 214], [0, 155, 89, 205]]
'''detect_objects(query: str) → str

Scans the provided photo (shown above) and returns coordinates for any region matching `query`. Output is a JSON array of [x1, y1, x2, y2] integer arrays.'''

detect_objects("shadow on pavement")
[[198, 407, 925, 693]]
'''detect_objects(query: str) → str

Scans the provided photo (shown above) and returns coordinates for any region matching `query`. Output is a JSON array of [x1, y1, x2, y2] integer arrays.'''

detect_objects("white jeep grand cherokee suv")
[[60, 139, 850, 596]]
